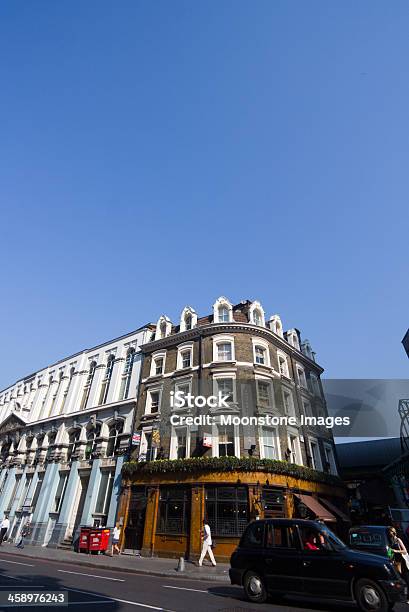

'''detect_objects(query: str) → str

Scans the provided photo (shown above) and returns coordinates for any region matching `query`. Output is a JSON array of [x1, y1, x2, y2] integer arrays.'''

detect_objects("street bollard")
[[176, 556, 185, 572]]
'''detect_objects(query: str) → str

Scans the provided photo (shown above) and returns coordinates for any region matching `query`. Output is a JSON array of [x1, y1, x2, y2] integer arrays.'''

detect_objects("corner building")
[[0, 325, 150, 548], [119, 298, 348, 561]]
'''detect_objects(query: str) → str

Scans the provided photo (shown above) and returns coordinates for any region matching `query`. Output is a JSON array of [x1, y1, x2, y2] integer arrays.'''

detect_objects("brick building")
[[119, 298, 347, 561]]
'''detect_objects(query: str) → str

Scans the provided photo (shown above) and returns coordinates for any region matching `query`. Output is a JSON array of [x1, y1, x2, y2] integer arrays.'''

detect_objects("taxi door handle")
[[302, 561, 311, 567]]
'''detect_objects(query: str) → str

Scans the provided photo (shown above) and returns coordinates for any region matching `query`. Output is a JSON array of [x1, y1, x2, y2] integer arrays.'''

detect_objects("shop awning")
[[318, 498, 350, 522], [294, 494, 336, 522]]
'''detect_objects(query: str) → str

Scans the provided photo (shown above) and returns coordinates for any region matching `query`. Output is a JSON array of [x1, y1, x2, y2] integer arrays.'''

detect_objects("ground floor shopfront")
[[117, 466, 349, 562]]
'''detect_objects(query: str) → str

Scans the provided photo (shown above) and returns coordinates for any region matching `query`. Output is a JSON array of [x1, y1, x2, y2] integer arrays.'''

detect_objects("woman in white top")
[[112, 523, 121, 555]]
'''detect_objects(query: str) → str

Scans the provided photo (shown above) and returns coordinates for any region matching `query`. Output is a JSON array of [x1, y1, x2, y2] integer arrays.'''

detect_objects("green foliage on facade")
[[122, 456, 343, 486]]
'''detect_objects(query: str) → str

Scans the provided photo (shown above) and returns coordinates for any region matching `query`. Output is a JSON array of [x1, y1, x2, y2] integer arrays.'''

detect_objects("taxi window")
[[266, 524, 298, 549], [241, 521, 264, 548]]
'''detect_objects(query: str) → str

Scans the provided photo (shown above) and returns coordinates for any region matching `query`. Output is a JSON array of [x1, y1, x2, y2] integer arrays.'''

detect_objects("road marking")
[[66, 587, 176, 611], [162, 585, 208, 593], [0, 558, 34, 567], [58, 569, 125, 582], [4, 575, 29, 581]]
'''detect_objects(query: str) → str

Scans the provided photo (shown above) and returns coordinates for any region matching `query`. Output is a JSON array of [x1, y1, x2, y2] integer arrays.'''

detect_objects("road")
[[0, 552, 408, 612]]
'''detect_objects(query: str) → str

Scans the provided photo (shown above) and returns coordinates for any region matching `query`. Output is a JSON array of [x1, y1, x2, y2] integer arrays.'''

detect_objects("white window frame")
[[249, 301, 266, 327], [155, 316, 172, 340], [173, 378, 192, 410], [169, 425, 190, 459], [150, 351, 166, 377], [211, 420, 240, 458], [212, 373, 237, 405], [268, 315, 283, 337], [287, 329, 300, 350], [213, 297, 233, 323], [145, 387, 162, 415], [179, 307, 197, 332], [277, 351, 290, 378], [287, 427, 303, 465], [139, 427, 157, 461], [323, 442, 337, 475], [252, 338, 270, 367], [308, 437, 322, 471], [255, 376, 274, 411], [259, 426, 281, 460], [213, 335, 235, 362], [176, 342, 194, 370], [296, 364, 307, 389], [282, 386, 295, 417]]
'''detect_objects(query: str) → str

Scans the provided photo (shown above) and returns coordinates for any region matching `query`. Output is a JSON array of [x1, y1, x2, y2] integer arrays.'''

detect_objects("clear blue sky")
[[1, 1, 408, 390]]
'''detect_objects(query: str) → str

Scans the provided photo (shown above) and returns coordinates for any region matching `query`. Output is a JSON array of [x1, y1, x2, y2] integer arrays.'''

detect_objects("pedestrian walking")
[[16, 522, 31, 549], [112, 523, 121, 555], [0, 516, 10, 546], [387, 526, 407, 575], [198, 519, 216, 567]]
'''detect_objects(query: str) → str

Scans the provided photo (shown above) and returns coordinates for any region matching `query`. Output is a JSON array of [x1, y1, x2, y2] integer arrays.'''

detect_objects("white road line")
[[5, 575, 29, 581], [66, 587, 176, 611], [0, 558, 34, 567], [162, 585, 208, 593], [58, 569, 125, 582]]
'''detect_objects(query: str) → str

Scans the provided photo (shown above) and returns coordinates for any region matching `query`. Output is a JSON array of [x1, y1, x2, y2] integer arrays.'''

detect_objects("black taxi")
[[229, 518, 407, 611]]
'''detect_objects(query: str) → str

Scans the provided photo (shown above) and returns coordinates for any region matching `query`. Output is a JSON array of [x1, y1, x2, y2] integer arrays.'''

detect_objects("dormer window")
[[249, 301, 265, 327], [213, 297, 233, 323], [155, 316, 172, 340], [268, 315, 283, 338], [180, 307, 197, 332], [286, 329, 300, 350]]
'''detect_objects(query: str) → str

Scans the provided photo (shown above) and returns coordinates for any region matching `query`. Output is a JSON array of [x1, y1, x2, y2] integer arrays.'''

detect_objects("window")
[[67, 430, 81, 462], [18, 475, 33, 510], [282, 388, 295, 416], [173, 381, 191, 408], [145, 389, 161, 414], [262, 488, 285, 518], [278, 354, 289, 377], [106, 421, 124, 457], [34, 436, 44, 463], [309, 373, 321, 396], [303, 400, 312, 417], [218, 424, 235, 456], [309, 439, 322, 471], [185, 314, 192, 330], [158, 487, 190, 534], [6, 475, 22, 512], [261, 427, 278, 459], [155, 357, 164, 375], [99, 355, 115, 405], [45, 433, 56, 460], [255, 346, 266, 365], [205, 486, 248, 536], [139, 430, 156, 461], [170, 427, 189, 459], [265, 524, 298, 548], [257, 380, 271, 408], [80, 361, 97, 410], [287, 330, 300, 350], [287, 433, 302, 465], [297, 366, 307, 389], [119, 349, 135, 400], [181, 350, 191, 369], [217, 342, 232, 361], [216, 378, 234, 403], [53, 473, 68, 513], [160, 320, 167, 338], [218, 306, 230, 322], [48, 372, 63, 417], [85, 424, 101, 460], [95, 470, 115, 517], [59, 367, 75, 414], [31, 475, 44, 510], [324, 444, 337, 475], [241, 521, 264, 548]]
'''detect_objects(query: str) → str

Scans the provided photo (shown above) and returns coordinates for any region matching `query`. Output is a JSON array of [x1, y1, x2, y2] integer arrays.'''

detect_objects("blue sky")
[[1, 1, 409, 390]]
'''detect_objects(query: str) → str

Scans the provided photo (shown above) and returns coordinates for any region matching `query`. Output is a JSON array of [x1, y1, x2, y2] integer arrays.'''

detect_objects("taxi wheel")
[[243, 570, 267, 603], [355, 578, 389, 612]]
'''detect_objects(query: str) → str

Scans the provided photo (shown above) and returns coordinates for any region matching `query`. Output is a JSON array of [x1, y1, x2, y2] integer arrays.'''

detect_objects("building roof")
[[336, 438, 402, 470]]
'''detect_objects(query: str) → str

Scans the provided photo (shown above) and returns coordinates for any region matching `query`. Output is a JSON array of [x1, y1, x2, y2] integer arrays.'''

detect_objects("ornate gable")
[[0, 412, 26, 436]]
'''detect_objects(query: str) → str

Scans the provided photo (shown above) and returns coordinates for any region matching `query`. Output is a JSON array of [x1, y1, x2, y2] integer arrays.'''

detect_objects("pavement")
[[0, 551, 365, 611], [0, 541, 230, 583]]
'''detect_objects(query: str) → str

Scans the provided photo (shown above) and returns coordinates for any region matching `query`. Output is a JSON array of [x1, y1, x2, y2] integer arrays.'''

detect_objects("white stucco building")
[[0, 324, 150, 548]]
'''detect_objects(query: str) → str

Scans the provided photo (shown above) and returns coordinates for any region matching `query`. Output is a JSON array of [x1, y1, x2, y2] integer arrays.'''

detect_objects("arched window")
[[80, 361, 97, 410], [119, 349, 135, 400], [85, 424, 101, 460], [185, 314, 192, 330], [106, 421, 124, 457], [67, 430, 81, 462], [160, 320, 167, 338], [99, 355, 115, 405], [59, 367, 75, 414], [213, 297, 233, 323]]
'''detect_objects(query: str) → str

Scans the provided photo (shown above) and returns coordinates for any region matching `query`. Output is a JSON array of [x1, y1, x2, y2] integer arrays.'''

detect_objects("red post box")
[[78, 527, 92, 553], [88, 528, 111, 554]]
